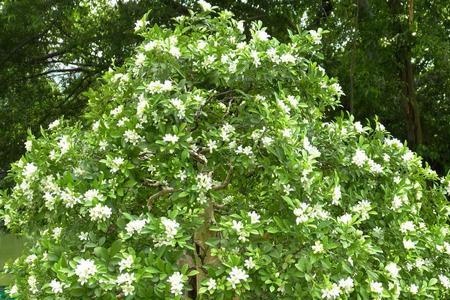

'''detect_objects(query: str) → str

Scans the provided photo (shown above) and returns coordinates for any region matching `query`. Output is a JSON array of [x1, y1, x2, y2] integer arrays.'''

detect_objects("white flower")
[[403, 239, 416, 250], [147, 80, 173, 94], [25, 254, 38, 264], [282, 128, 293, 138], [309, 29, 322, 44], [206, 278, 217, 291], [28, 275, 38, 294], [352, 149, 367, 167], [261, 136, 273, 146], [22, 162, 38, 177], [123, 130, 142, 145], [235, 145, 253, 156], [134, 19, 149, 31], [170, 98, 186, 118], [280, 53, 297, 64], [368, 159, 383, 174], [169, 46, 181, 58], [402, 150, 414, 162], [409, 284, 419, 294], [125, 219, 148, 235], [400, 221, 415, 233], [25, 140, 33, 151], [8, 285, 18, 296], [254, 29, 270, 41], [370, 281, 383, 294], [52, 227, 62, 239], [332, 185, 341, 205], [248, 211, 260, 224], [48, 119, 61, 130], [220, 123, 235, 141], [110, 105, 123, 117], [117, 273, 136, 296], [75, 259, 97, 284], [79, 232, 89, 241], [385, 262, 400, 278], [119, 255, 134, 272], [195, 173, 212, 192], [206, 139, 218, 153], [198, 0, 212, 11], [161, 217, 180, 240], [312, 240, 324, 254], [49, 279, 64, 294], [144, 41, 158, 51], [168, 272, 184, 296], [354, 121, 364, 133], [163, 133, 179, 144], [227, 267, 249, 289], [351, 199, 371, 219], [84, 189, 103, 202], [110, 157, 125, 173], [338, 213, 352, 225], [89, 204, 112, 222], [232, 220, 244, 233], [237, 20, 245, 33], [338, 277, 354, 292], [244, 257, 256, 269], [321, 283, 341, 299], [438, 274, 450, 289]]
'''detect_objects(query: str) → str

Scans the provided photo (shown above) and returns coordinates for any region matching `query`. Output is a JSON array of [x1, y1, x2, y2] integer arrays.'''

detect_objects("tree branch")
[[212, 165, 233, 190]]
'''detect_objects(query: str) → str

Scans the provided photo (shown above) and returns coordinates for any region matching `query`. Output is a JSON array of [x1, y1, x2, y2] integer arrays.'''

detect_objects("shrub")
[[1, 4, 449, 299]]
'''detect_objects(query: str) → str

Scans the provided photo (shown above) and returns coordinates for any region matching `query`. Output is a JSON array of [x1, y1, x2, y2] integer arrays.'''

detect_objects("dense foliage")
[[1, 0, 450, 182], [1, 7, 449, 299]]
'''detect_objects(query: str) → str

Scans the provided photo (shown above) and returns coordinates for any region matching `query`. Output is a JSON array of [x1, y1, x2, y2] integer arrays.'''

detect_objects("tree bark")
[[389, 0, 423, 147]]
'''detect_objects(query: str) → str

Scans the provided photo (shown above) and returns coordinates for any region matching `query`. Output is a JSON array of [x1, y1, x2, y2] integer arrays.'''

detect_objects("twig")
[[147, 186, 178, 210], [190, 150, 208, 164], [212, 165, 233, 190]]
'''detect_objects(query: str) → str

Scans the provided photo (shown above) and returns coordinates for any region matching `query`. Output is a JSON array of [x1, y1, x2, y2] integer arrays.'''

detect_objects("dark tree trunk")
[[389, 0, 423, 147]]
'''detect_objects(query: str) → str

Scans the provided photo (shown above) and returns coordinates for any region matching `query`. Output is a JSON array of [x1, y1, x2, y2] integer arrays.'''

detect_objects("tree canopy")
[[1, 7, 449, 299]]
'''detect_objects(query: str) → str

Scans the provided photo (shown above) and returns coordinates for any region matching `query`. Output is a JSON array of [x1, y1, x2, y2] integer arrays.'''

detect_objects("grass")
[[0, 233, 24, 286]]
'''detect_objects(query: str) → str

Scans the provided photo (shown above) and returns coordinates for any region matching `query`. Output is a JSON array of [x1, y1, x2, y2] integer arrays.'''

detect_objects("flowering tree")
[[1, 4, 450, 299]]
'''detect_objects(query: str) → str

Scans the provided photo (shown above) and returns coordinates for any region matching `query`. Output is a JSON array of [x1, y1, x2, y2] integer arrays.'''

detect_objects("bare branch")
[[212, 165, 234, 190], [190, 150, 208, 164], [147, 186, 178, 210]]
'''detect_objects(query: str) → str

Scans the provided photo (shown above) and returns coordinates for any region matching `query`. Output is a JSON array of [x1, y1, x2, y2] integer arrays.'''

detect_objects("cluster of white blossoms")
[[146, 80, 173, 94], [352, 149, 368, 167], [219, 123, 235, 141], [231, 220, 249, 242], [123, 129, 142, 145], [118, 255, 133, 272], [49, 279, 64, 294], [156, 217, 180, 246], [117, 272, 136, 296], [293, 202, 330, 224], [125, 218, 148, 235], [75, 259, 97, 284], [321, 277, 354, 299], [22, 162, 38, 178], [227, 267, 249, 289], [57, 135, 72, 155], [196, 173, 213, 191], [168, 272, 184, 296], [162, 133, 179, 144], [109, 157, 125, 173], [89, 204, 112, 222], [169, 97, 186, 118]]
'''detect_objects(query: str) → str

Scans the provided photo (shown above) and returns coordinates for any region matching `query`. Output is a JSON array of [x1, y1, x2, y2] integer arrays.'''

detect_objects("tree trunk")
[[390, 0, 423, 147]]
